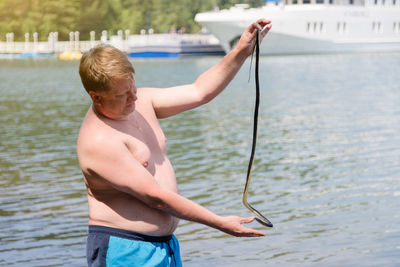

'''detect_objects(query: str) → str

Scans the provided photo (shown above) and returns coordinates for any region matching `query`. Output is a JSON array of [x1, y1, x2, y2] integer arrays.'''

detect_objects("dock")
[[0, 31, 225, 59]]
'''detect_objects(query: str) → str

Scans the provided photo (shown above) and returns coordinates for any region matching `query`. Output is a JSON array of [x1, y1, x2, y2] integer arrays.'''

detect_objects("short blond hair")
[[79, 44, 135, 93]]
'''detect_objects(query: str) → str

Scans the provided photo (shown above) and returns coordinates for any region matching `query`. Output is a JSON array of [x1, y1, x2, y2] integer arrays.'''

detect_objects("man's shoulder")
[[137, 87, 159, 102], [77, 125, 127, 172], [77, 113, 121, 153], [136, 87, 162, 117]]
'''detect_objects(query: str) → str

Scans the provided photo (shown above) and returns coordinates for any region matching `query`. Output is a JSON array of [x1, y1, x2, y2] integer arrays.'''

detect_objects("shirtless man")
[[77, 19, 271, 266]]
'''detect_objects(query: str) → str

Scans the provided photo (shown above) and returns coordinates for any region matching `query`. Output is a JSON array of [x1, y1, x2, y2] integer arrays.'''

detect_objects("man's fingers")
[[247, 23, 259, 38], [256, 18, 271, 24], [250, 230, 266, 237], [256, 18, 272, 29], [242, 227, 266, 237], [253, 19, 272, 31], [260, 23, 272, 42], [248, 19, 272, 43], [263, 23, 272, 33], [240, 216, 256, 224], [238, 217, 266, 236]]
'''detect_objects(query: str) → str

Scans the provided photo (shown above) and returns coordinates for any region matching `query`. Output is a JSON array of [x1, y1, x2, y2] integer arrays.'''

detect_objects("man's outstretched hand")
[[217, 215, 266, 237]]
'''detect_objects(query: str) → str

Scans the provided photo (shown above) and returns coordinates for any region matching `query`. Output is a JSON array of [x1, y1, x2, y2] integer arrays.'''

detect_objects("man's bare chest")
[[116, 112, 167, 174]]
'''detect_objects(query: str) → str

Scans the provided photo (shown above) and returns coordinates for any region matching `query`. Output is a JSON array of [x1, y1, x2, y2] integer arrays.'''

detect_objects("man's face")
[[92, 77, 137, 119]]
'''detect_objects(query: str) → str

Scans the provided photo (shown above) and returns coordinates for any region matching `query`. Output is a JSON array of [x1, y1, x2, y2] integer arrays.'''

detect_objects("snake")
[[242, 28, 273, 228]]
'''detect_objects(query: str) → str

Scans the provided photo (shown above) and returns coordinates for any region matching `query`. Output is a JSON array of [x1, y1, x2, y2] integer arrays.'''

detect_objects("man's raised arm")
[[151, 19, 272, 118]]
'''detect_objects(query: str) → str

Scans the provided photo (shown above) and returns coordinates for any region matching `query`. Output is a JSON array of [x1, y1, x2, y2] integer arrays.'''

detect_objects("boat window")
[[373, 22, 383, 33], [316, 0, 324, 3], [307, 22, 325, 34], [329, 0, 333, 4], [337, 22, 347, 34], [293, 0, 298, 4], [303, 0, 311, 3]]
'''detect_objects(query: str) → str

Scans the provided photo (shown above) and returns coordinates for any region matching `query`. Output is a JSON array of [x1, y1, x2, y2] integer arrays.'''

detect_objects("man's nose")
[[129, 89, 137, 101]]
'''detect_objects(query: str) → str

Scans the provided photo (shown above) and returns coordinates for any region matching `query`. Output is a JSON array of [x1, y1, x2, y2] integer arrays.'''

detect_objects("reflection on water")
[[1, 53, 400, 266]]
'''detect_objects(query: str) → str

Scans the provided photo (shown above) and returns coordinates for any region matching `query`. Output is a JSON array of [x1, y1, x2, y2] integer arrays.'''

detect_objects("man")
[[77, 19, 271, 266]]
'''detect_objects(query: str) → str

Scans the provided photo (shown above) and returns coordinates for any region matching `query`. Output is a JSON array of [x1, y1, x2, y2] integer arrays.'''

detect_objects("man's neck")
[[91, 105, 131, 121]]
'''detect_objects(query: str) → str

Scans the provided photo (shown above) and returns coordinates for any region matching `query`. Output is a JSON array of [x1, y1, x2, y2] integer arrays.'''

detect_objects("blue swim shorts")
[[87, 225, 182, 267]]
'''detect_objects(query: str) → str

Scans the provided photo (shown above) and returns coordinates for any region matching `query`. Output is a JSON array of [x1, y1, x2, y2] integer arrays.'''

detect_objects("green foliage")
[[0, 0, 265, 41]]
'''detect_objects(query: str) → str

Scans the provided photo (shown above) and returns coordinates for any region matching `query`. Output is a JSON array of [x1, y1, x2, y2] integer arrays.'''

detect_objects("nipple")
[[143, 161, 148, 168]]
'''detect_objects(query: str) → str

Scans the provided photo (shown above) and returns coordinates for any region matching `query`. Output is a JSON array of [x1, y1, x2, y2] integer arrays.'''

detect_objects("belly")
[[87, 190, 180, 236], [86, 150, 179, 236]]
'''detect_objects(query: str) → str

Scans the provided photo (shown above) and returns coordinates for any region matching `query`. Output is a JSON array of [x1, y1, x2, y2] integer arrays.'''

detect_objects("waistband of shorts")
[[88, 225, 173, 243]]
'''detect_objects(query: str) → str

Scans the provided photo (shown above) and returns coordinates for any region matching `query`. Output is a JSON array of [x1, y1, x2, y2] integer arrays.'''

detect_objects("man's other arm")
[[78, 135, 265, 237]]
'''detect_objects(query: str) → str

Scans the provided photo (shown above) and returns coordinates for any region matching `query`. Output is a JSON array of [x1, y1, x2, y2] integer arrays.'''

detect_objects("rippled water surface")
[[1, 53, 400, 266]]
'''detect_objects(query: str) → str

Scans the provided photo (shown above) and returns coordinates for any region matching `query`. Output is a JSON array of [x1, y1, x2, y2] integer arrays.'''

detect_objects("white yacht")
[[195, 0, 400, 54]]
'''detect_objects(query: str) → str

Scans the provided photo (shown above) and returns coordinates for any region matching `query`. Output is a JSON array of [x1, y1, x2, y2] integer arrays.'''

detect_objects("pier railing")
[[0, 32, 222, 54], [0, 40, 101, 54]]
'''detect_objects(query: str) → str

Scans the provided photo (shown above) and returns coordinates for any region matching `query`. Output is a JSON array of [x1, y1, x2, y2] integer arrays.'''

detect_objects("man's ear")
[[89, 91, 102, 105]]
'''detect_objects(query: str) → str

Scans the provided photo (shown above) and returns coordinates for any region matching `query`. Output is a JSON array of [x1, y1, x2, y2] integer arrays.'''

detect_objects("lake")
[[0, 52, 399, 266]]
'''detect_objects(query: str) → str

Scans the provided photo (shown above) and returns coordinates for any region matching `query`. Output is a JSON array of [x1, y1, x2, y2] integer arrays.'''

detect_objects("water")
[[1, 52, 399, 266]]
